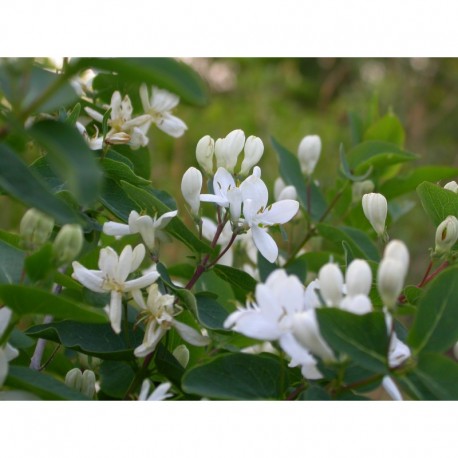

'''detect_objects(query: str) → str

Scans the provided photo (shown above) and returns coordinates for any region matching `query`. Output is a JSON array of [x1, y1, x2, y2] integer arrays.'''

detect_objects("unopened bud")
[[443, 181, 458, 193], [435, 215, 458, 254], [362, 193, 387, 236], [340, 294, 373, 315], [20, 208, 54, 249], [352, 180, 374, 203], [53, 224, 84, 265], [181, 167, 202, 216], [345, 259, 372, 297], [81, 370, 96, 398], [215, 129, 245, 173], [318, 262, 344, 306], [377, 258, 405, 309], [240, 136, 264, 176], [383, 240, 409, 278], [105, 132, 131, 145], [298, 135, 321, 176], [453, 342, 458, 360], [65, 368, 83, 391], [196, 135, 215, 175], [172, 344, 190, 368]]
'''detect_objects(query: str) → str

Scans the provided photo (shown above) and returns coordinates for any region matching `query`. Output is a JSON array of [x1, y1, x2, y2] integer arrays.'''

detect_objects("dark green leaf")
[[100, 178, 141, 221], [66, 103, 81, 125], [339, 143, 373, 182], [0, 286, 107, 323], [363, 113, 405, 147], [257, 251, 277, 282], [417, 181, 458, 226], [182, 353, 286, 400], [195, 294, 229, 330], [111, 145, 152, 181], [0, 239, 25, 284], [403, 285, 423, 306], [316, 309, 389, 373], [99, 361, 135, 399], [156, 344, 185, 388], [25, 320, 143, 360], [102, 158, 151, 186], [24, 243, 55, 282], [213, 264, 256, 303], [301, 385, 331, 400], [285, 254, 308, 283], [408, 266, 458, 354]]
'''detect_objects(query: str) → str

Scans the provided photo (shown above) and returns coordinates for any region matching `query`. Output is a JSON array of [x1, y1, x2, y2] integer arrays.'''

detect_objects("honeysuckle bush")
[[0, 58, 458, 401]]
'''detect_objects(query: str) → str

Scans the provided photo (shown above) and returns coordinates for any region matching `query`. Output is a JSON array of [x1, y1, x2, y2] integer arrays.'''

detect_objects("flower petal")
[[147, 382, 173, 401], [224, 309, 282, 340], [382, 376, 403, 401], [240, 173, 269, 210], [0, 348, 8, 387], [259, 200, 299, 225], [109, 291, 123, 334], [156, 113, 187, 138], [116, 245, 133, 282], [155, 210, 178, 230], [139, 84, 151, 112], [0, 307, 12, 338], [172, 320, 210, 346], [72, 262, 105, 293], [103, 222, 131, 237], [124, 272, 159, 292], [251, 225, 278, 263], [98, 247, 118, 279]]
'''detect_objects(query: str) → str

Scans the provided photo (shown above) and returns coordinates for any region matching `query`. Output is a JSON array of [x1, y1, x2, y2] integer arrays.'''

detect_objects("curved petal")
[[240, 173, 269, 209], [151, 87, 180, 112], [251, 225, 278, 263], [0, 348, 8, 387], [172, 320, 210, 346], [116, 245, 133, 282], [155, 210, 178, 230], [134, 324, 165, 357], [147, 382, 173, 401], [72, 262, 105, 293], [259, 200, 299, 225], [98, 247, 118, 279], [200, 193, 228, 207], [382, 376, 403, 401], [124, 272, 159, 292], [84, 107, 104, 123], [103, 222, 131, 237], [110, 91, 122, 120], [131, 289, 147, 310], [139, 83, 151, 112], [156, 113, 187, 138], [4, 343, 19, 362], [135, 217, 156, 250], [213, 167, 236, 199], [0, 307, 12, 337], [224, 309, 282, 340], [109, 291, 123, 334], [255, 283, 282, 321]]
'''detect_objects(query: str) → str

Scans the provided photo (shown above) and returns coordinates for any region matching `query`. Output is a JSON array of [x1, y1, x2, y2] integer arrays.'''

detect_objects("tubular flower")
[[196, 135, 215, 175], [214, 129, 245, 173], [72, 244, 159, 333], [434, 215, 458, 255], [181, 167, 203, 216], [298, 135, 321, 176], [362, 192, 388, 237], [139, 85, 187, 138]]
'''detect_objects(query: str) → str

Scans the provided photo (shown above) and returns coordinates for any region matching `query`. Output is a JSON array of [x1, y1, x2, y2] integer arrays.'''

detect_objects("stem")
[[286, 382, 307, 400], [207, 232, 238, 269], [418, 259, 434, 287], [339, 373, 383, 393]]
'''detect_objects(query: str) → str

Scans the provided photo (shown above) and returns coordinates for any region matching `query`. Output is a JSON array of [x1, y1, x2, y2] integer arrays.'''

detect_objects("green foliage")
[[417, 181, 458, 226]]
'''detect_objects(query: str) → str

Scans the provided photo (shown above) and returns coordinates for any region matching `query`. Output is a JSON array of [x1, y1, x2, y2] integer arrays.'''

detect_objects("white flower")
[[377, 258, 405, 309], [214, 129, 245, 173], [385, 313, 411, 369], [201, 217, 234, 266], [72, 244, 158, 333], [443, 181, 458, 193], [362, 193, 388, 236], [139, 85, 187, 138], [435, 215, 458, 254], [345, 259, 372, 297], [298, 135, 321, 176], [196, 135, 215, 175], [0, 307, 19, 387], [240, 136, 264, 176], [133, 284, 209, 357], [382, 376, 403, 401], [318, 262, 344, 306], [181, 167, 203, 216], [274, 177, 297, 202], [85, 91, 152, 150], [103, 210, 177, 250], [139, 379, 173, 401], [383, 240, 410, 278]]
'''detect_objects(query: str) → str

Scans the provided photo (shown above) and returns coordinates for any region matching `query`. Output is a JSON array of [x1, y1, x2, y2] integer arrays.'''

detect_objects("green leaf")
[[100, 178, 141, 221], [301, 385, 331, 400], [257, 251, 277, 282], [25, 320, 143, 360], [380, 166, 458, 200], [73, 57, 208, 106], [182, 353, 286, 400], [271, 136, 327, 220], [120, 180, 211, 253], [363, 113, 405, 147], [0, 143, 82, 225], [0, 285, 107, 323], [417, 181, 458, 226], [99, 361, 135, 399], [66, 103, 81, 125], [111, 145, 152, 181], [316, 309, 389, 373], [285, 254, 308, 283], [155, 344, 186, 388], [348, 141, 417, 174], [24, 243, 55, 282], [408, 266, 458, 354], [195, 294, 229, 330], [5, 365, 87, 400], [102, 157, 151, 186], [397, 353, 458, 400], [403, 285, 423, 306], [0, 239, 25, 284], [213, 264, 256, 302], [339, 144, 373, 182]]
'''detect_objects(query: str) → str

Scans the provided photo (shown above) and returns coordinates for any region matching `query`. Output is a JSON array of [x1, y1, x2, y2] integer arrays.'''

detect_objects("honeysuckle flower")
[[385, 312, 411, 369], [214, 129, 245, 173], [239, 135, 264, 176], [362, 192, 388, 236], [345, 259, 372, 297], [377, 258, 405, 309], [85, 91, 152, 149], [434, 215, 458, 254], [0, 307, 19, 387], [76, 121, 104, 150], [139, 379, 173, 401], [196, 135, 215, 174], [132, 283, 209, 357], [443, 180, 458, 193], [53, 224, 84, 265], [65, 368, 96, 398], [103, 210, 177, 250], [298, 135, 321, 176], [274, 177, 297, 201], [383, 240, 410, 278], [139, 85, 187, 138], [382, 376, 403, 401], [181, 167, 203, 216], [72, 244, 158, 334], [318, 262, 344, 306], [201, 217, 234, 266]]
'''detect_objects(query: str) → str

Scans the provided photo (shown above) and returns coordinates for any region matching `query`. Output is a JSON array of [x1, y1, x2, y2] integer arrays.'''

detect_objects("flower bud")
[[377, 258, 405, 309], [20, 208, 54, 249], [339, 294, 373, 315], [172, 344, 190, 368], [383, 240, 409, 278], [65, 368, 83, 392], [53, 224, 84, 265], [345, 259, 372, 297], [318, 262, 344, 306], [240, 136, 264, 176], [435, 215, 458, 254], [362, 193, 387, 236], [298, 135, 321, 176], [352, 180, 374, 203], [443, 181, 458, 193], [215, 129, 245, 173], [196, 135, 215, 175], [181, 167, 202, 216], [453, 341, 458, 361], [81, 370, 96, 398], [382, 376, 403, 401], [105, 132, 131, 145]]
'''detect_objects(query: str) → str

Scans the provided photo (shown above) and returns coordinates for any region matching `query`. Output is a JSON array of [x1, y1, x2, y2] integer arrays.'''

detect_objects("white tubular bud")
[[345, 259, 372, 297], [383, 240, 410, 278], [274, 177, 286, 201], [20, 208, 55, 249], [453, 342, 458, 360], [298, 135, 321, 176], [181, 167, 203, 216], [443, 181, 458, 193], [362, 193, 388, 236], [53, 224, 84, 265], [105, 132, 131, 145], [172, 344, 190, 368], [318, 262, 344, 306], [352, 180, 374, 203], [240, 136, 264, 176], [377, 258, 405, 309], [81, 370, 96, 398], [65, 368, 83, 392], [435, 215, 458, 255], [224, 129, 245, 173], [196, 135, 215, 175], [339, 294, 373, 315]]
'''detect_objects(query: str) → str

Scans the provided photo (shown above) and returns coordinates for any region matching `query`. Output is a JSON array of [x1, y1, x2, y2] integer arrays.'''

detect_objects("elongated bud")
[[215, 129, 245, 173], [345, 259, 372, 296], [65, 368, 83, 392], [454, 342, 458, 360], [20, 208, 54, 249], [340, 294, 372, 314], [53, 224, 84, 265], [318, 262, 344, 306], [443, 181, 458, 193], [383, 240, 409, 278], [362, 193, 387, 236], [181, 167, 202, 216], [196, 135, 215, 175], [240, 136, 264, 176], [298, 135, 321, 176], [172, 344, 190, 368], [435, 215, 458, 254], [81, 370, 96, 398], [274, 177, 297, 201], [377, 258, 405, 309], [352, 180, 374, 203], [105, 132, 131, 145]]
